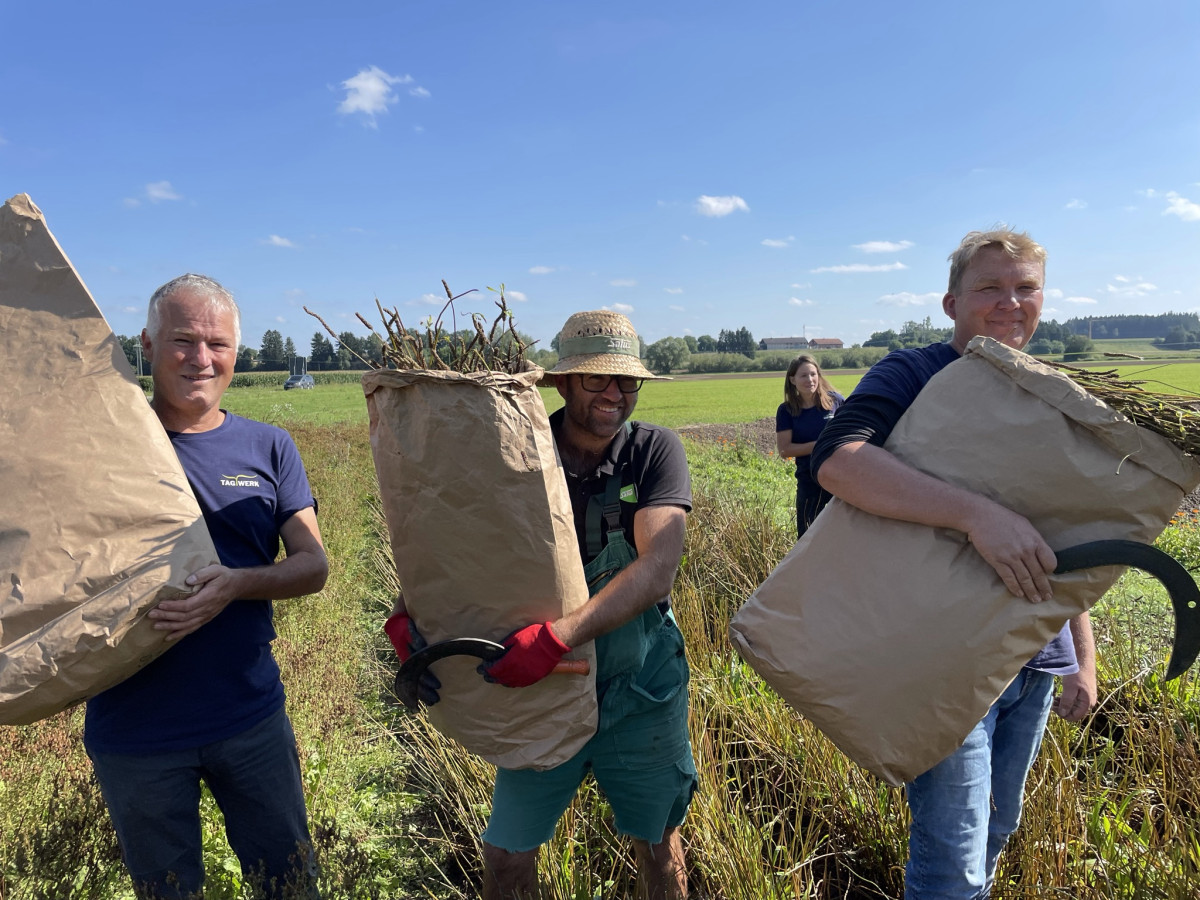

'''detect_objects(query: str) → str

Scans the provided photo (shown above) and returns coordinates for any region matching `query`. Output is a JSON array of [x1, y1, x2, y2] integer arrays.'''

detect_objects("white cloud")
[[146, 181, 181, 203], [694, 195, 749, 217], [506, 290, 528, 302], [664, 287, 684, 295], [1106, 281, 1157, 298], [1114, 275, 1130, 283], [791, 282, 811, 290], [1065, 199, 1088, 210], [338, 66, 422, 125], [409, 86, 431, 99], [607, 303, 635, 314], [762, 236, 794, 248], [854, 240, 913, 253], [529, 266, 554, 275], [680, 234, 708, 245], [789, 297, 815, 307], [812, 262, 908, 274], [264, 235, 295, 248], [1045, 288, 1064, 299], [877, 291, 941, 307], [610, 278, 637, 288], [1138, 188, 1159, 198], [669, 305, 685, 312], [1064, 296, 1098, 304], [120, 305, 139, 314], [1164, 192, 1200, 222], [416, 292, 443, 305]]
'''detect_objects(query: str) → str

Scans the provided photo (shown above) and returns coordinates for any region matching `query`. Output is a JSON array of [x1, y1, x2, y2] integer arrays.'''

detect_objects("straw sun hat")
[[543, 310, 668, 384]]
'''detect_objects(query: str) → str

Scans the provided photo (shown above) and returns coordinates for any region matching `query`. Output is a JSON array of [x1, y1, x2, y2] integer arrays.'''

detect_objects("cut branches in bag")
[[308, 283, 598, 771], [306, 280, 530, 374]]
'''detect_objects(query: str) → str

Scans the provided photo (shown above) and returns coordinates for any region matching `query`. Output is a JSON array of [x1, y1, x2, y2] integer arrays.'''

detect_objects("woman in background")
[[776, 354, 844, 539]]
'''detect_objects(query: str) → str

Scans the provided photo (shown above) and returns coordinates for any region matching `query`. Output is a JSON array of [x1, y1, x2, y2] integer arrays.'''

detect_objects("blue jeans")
[[88, 707, 319, 899], [905, 668, 1055, 900]]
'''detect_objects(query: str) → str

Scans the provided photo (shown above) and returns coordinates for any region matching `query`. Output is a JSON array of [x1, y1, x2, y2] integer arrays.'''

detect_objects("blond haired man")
[[811, 230, 1097, 899]]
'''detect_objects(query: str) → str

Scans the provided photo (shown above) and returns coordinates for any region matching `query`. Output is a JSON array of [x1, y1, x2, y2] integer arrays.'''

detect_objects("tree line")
[[116, 327, 558, 375], [117, 311, 1200, 379]]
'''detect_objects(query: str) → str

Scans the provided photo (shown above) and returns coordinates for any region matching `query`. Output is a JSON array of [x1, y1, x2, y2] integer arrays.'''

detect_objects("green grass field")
[[220, 362, 1198, 432], [7, 367, 1200, 898], [218, 373, 870, 430]]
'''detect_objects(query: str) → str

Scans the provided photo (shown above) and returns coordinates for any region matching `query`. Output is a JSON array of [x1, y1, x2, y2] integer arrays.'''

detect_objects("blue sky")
[[5, 1, 1199, 353]]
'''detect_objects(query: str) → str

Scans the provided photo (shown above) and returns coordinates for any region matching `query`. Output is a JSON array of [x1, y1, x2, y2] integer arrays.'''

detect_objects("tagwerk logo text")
[[220, 474, 261, 488]]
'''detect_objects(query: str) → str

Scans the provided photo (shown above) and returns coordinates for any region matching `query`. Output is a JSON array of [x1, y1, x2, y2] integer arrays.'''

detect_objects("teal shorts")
[[482, 617, 697, 852]]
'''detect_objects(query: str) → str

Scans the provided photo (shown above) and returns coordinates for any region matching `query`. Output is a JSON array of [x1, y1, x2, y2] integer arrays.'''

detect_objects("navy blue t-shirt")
[[775, 393, 844, 490], [825, 344, 1077, 674], [85, 412, 317, 753]]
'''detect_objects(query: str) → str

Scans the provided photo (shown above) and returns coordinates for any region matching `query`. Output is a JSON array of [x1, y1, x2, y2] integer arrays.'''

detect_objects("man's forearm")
[[552, 551, 677, 648], [818, 441, 992, 532], [225, 549, 329, 601], [818, 441, 1058, 604]]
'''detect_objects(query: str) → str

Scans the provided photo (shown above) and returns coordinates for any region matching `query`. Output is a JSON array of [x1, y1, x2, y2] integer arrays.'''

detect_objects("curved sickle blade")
[[394, 638, 506, 711], [1054, 539, 1200, 680]]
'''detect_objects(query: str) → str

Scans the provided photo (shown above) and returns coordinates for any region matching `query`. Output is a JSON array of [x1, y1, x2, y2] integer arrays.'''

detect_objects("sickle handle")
[[1054, 539, 1200, 680], [554, 659, 591, 676]]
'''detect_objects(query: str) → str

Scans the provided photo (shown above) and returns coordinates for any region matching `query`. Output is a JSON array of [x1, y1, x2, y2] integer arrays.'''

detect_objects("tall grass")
[[362, 433, 1200, 898], [0, 422, 427, 899], [4, 418, 1200, 898]]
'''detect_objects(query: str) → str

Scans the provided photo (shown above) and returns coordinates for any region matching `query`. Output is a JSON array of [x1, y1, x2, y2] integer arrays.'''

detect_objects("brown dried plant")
[[1045, 360, 1200, 456], [305, 281, 531, 374]]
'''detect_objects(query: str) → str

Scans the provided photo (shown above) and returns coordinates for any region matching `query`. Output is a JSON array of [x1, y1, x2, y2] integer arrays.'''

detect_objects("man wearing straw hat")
[[485, 309, 696, 898], [811, 228, 1097, 899]]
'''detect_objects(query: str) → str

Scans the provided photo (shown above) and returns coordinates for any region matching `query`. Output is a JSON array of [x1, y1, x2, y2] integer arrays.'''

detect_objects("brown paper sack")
[[0, 194, 219, 725], [729, 337, 1200, 786], [364, 367, 597, 770]]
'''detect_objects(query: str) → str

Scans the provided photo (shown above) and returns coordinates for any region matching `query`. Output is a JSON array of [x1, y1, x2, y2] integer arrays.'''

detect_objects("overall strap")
[[584, 422, 633, 559]]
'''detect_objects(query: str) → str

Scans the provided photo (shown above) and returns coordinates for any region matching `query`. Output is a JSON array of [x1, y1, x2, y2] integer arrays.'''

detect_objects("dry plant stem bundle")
[[305, 280, 530, 374], [1045, 359, 1200, 456]]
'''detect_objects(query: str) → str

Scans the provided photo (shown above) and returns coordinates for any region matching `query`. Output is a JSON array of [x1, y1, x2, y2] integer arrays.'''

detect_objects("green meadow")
[[4, 369, 1200, 898], [214, 361, 1199, 431]]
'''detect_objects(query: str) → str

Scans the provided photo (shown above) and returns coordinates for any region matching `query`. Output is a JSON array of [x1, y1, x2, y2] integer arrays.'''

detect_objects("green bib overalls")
[[584, 469, 671, 683]]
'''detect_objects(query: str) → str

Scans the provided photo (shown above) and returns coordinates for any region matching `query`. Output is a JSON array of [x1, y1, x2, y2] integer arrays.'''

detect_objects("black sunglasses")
[[578, 374, 643, 394]]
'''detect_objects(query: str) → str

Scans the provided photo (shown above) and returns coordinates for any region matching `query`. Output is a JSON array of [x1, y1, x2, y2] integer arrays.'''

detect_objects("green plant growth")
[[5, 412, 1200, 898]]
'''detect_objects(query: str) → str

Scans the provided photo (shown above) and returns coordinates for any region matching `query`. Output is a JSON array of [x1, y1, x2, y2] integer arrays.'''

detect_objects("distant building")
[[759, 336, 810, 351], [758, 336, 845, 351]]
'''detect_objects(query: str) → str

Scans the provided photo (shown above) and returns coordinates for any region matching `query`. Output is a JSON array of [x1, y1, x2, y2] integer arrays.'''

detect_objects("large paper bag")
[[0, 193, 219, 725], [364, 367, 597, 770], [730, 337, 1200, 786]]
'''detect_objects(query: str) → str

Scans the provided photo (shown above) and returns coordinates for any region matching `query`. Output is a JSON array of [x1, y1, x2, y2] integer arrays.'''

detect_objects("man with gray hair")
[[811, 229, 1097, 899], [84, 274, 328, 899]]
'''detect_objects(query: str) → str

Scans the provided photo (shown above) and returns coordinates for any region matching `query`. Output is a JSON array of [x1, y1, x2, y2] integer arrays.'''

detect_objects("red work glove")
[[482, 622, 570, 688], [384, 611, 423, 663]]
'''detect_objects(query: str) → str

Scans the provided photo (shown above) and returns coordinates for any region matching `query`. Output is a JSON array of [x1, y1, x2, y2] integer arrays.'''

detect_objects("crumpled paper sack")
[[730, 337, 1200, 785], [364, 366, 598, 771], [0, 193, 218, 725]]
